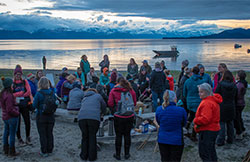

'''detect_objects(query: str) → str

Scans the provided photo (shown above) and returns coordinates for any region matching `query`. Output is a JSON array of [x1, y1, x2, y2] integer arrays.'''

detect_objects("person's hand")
[[104, 85, 106, 89], [146, 77, 149, 81]]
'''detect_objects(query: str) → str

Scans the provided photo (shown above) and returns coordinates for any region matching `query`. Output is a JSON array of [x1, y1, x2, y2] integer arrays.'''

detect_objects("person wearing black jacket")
[[177, 60, 189, 88], [150, 62, 167, 112], [215, 70, 237, 146]]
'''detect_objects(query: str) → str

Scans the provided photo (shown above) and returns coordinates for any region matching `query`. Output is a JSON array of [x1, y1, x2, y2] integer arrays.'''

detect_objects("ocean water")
[[0, 39, 250, 71]]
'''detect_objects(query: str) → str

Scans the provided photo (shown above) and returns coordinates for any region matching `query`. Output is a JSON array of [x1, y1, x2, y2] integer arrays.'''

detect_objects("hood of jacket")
[[204, 93, 223, 104], [113, 85, 129, 93], [84, 91, 96, 97], [220, 81, 235, 90], [191, 74, 203, 81]]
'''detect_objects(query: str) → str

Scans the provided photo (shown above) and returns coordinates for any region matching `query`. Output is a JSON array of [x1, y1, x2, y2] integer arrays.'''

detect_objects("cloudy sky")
[[0, 0, 250, 36]]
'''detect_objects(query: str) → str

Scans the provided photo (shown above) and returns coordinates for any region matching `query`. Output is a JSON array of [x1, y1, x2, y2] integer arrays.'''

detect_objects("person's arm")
[[183, 81, 187, 99], [182, 109, 187, 127], [214, 82, 221, 94], [6, 95, 19, 117], [32, 92, 39, 110], [130, 89, 137, 106], [23, 80, 32, 97], [207, 75, 213, 88], [108, 90, 115, 108], [150, 72, 155, 89], [99, 60, 104, 67], [127, 64, 130, 75], [80, 61, 85, 73], [64, 82, 74, 89], [135, 64, 138, 75], [194, 103, 213, 126], [100, 75, 105, 86]]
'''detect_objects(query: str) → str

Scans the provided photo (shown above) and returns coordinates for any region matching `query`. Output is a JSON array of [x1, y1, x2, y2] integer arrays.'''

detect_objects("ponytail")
[[162, 90, 170, 109]]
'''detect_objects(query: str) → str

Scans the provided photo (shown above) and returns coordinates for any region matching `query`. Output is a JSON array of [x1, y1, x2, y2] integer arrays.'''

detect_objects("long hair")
[[119, 78, 132, 90], [0, 87, 13, 99], [222, 70, 234, 82], [130, 58, 136, 65], [162, 90, 170, 108], [38, 77, 50, 90], [219, 63, 228, 71]]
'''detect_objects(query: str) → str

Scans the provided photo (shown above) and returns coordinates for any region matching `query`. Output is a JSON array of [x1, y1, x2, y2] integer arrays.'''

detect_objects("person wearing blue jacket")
[[27, 73, 37, 97], [33, 77, 57, 157], [56, 72, 68, 97], [197, 64, 213, 87], [183, 66, 205, 141], [156, 90, 187, 162]]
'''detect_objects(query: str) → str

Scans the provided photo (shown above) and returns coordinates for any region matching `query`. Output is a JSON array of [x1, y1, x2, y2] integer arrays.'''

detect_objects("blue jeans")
[[152, 91, 164, 112], [217, 120, 234, 145], [3, 117, 19, 147]]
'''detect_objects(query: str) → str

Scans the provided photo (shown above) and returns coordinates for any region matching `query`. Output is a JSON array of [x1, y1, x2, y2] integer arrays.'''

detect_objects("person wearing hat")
[[12, 65, 32, 146], [100, 67, 110, 88], [197, 64, 213, 87], [27, 73, 37, 97], [155, 90, 187, 162], [0, 77, 20, 156], [150, 62, 167, 112], [139, 60, 152, 75], [178, 60, 189, 88]]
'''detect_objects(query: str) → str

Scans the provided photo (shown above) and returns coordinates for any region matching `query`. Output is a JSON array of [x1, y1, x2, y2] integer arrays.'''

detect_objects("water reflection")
[[0, 39, 250, 71]]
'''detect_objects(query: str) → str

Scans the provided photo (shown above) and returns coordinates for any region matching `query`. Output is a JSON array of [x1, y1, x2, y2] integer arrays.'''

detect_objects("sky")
[[0, 0, 250, 36]]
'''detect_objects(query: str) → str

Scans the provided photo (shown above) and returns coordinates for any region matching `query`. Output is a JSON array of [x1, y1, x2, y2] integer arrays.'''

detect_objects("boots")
[[113, 145, 121, 160], [9, 147, 20, 156], [124, 146, 131, 159], [3, 145, 9, 155]]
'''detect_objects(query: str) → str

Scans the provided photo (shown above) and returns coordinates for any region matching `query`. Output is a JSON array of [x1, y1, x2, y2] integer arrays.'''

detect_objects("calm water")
[[0, 39, 250, 71]]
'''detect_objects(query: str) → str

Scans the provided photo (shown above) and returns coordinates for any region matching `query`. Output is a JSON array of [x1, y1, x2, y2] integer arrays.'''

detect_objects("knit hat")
[[62, 67, 68, 72], [142, 60, 148, 64], [27, 73, 35, 80], [155, 62, 161, 69], [198, 64, 205, 69], [103, 67, 109, 75], [182, 60, 189, 67], [14, 67, 23, 75], [110, 72, 117, 82], [1, 77, 13, 88], [167, 90, 176, 102]]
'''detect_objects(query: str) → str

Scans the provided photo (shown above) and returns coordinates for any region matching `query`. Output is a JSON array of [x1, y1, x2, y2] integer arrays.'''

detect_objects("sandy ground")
[[0, 109, 249, 162]]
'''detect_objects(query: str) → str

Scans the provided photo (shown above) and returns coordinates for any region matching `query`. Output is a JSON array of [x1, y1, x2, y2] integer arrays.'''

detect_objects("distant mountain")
[[0, 27, 215, 39], [163, 28, 250, 39]]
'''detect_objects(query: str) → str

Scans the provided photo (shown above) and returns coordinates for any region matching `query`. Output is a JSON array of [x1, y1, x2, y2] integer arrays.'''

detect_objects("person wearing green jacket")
[[80, 55, 90, 84]]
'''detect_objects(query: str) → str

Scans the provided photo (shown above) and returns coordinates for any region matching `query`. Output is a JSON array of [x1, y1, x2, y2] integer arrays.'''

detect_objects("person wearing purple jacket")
[[56, 72, 69, 98], [0, 77, 20, 156], [234, 70, 248, 139]]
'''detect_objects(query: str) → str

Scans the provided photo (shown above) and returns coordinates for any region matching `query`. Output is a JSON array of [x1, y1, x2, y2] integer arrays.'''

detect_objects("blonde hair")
[[66, 74, 76, 81], [38, 77, 50, 90], [86, 88, 98, 93], [162, 90, 176, 109]]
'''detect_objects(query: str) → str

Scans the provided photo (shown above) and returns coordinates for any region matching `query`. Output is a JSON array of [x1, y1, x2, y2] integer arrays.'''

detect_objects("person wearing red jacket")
[[108, 77, 136, 160], [164, 70, 174, 91], [194, 83, 222, 162], [0, 77, 20, 156]]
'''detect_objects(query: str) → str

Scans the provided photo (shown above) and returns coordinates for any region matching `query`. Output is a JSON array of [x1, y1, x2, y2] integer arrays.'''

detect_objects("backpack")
[[40, 91, 57, 115], [116, 91, 135, 116]]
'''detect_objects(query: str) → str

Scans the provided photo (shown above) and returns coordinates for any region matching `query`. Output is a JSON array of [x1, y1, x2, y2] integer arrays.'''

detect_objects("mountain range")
[[0, 28, 249, 39]]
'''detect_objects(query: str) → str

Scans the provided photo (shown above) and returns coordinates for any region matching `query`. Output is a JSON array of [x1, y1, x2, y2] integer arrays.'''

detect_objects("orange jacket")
[[194, 93, 222, 133], [167, 75, 174, 91]]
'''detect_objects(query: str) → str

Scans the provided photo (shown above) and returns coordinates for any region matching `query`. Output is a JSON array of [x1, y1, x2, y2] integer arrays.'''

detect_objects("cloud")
[[96, 15, 103, 21], [31, 10, 52, 15], [0, 3, 7, 6], [104, 19, 110, 22], [34, 0, 250, 20], [118, 20, 127, 26]]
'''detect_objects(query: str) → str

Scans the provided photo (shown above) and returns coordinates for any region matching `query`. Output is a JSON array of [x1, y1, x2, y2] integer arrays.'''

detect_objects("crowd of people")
[[0, 54, 248, 162]]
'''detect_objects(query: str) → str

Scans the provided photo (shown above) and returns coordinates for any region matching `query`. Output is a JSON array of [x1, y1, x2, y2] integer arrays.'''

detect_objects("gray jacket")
[[67, 87, 84, 111], [87, 72, 97, 85], [78, 91, 106, 121]]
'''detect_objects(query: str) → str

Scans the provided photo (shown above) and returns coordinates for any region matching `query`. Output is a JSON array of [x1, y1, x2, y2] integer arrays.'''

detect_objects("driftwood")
[[243, 150, 250, 162], [137, 133, 152, 150]]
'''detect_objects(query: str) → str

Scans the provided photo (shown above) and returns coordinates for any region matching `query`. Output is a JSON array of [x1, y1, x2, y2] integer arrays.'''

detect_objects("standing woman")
[[33, 77, 57, 157], [155, 90, 187, 162], [108, 77, 137, 160], [78, 88, 106, 161], [99, 54, 110, 73], [194, 83, 222, 162], [80, 55, 90, 84], [0, 77, 20, 156], [213, 63, 228, 92], [35, 70, 44, 86], [13, 65, 32, 145], [127, 58, 138, 79], [215, 70, 237, 146]]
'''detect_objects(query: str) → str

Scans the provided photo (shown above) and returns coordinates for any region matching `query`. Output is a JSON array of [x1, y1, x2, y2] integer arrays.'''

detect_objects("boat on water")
[[248, 49, 250, 53], [153, 46, 179, 58], [234, 44, 242, 48]]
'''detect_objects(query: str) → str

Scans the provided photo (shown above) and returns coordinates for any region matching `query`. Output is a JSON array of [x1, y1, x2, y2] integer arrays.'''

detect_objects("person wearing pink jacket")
[[12, 65, 32, 146]]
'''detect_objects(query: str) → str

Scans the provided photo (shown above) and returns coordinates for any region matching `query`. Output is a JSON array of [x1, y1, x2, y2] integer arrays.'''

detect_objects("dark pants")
[[152, 91, 164, 112], [158, 143, 184, 162], [187, 110, 196, 123], [234, 106, 245, 135], [199, 131, 219, 162], [17, 106, 31, 139], [36, 114, 55, 154], [78, 119, 100, 161], [3, 117, 19, 147], [217, 121, 234, 145], [114, 116, 134, 156]]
